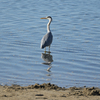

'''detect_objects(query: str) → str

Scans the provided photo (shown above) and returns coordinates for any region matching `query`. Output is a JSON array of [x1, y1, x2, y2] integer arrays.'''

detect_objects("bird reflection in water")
[[41, 52, 53, 72]]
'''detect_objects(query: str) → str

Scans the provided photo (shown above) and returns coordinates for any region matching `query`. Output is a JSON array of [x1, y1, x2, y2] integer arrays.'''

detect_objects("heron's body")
[[41, 31, 53, 49], [40, 16, 53, 51]]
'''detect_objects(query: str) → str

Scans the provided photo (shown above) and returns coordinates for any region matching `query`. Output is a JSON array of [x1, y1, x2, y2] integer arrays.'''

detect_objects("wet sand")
[[0, 83, 100, 100]]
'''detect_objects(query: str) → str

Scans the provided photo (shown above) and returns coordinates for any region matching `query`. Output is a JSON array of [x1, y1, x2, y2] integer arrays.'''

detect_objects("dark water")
[[0, 0, 100, 87]]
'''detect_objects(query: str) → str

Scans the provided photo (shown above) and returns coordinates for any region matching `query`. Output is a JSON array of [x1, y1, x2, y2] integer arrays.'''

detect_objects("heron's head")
[[41, 16, 52, 21]]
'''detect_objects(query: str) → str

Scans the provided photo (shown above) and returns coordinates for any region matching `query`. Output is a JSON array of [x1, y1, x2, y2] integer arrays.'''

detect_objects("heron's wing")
[[41, 32, 53, 49]]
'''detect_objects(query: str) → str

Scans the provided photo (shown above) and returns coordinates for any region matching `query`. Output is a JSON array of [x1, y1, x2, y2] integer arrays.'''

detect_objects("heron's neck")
[[47, 19, 51, 32]]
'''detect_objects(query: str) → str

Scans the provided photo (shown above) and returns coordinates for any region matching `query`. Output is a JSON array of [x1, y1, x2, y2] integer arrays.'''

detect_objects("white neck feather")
[[47, 18, 52, 32]]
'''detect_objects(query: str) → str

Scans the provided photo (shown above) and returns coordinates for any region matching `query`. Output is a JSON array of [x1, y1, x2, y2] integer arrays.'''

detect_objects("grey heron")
[[40, 16, 53, 52]]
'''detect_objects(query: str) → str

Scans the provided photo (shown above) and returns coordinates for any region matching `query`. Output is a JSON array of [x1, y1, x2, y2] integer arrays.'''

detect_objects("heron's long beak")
[[41, 17, 47, 19]]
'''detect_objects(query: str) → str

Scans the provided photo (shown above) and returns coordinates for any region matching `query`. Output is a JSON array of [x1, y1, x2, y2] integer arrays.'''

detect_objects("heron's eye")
[[47, 16, 51, 18]]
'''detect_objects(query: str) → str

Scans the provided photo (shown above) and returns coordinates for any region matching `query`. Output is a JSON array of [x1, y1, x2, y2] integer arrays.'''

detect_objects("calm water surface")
[[0, 0, 100, 87]]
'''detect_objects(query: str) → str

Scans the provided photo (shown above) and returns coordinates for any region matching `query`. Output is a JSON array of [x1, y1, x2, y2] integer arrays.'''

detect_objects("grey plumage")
[[41, 31, 53, 49]]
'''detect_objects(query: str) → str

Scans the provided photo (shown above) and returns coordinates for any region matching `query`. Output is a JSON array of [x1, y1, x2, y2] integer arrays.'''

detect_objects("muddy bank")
[[0, 83, 100, 100]]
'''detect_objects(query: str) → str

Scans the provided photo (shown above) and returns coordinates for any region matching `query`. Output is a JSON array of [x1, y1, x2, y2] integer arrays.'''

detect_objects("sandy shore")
[[0, 83, 100, 100]]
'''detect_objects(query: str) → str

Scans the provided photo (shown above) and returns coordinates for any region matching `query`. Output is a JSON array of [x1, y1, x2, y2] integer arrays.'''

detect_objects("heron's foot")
[[44, 51, 51, 54], [44, 50, 46, 53]]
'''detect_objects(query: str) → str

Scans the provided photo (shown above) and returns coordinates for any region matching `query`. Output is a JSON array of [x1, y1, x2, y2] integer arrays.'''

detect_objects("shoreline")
[[0, 83, 100, 100]]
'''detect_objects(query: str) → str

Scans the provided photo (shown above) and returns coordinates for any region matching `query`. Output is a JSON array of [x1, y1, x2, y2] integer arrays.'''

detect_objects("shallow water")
[[0, 0, 100, 87]]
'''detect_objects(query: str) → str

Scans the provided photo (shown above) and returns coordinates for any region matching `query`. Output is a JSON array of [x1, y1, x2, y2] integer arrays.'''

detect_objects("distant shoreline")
[[0, 83, 100, 100]]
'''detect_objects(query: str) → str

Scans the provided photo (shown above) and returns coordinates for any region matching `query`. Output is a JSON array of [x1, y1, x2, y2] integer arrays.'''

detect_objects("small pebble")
[[35, 94, 44, 96]]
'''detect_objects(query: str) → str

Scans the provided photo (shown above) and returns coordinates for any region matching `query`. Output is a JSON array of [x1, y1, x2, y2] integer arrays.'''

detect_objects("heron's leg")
[[44, 47, 46, 53], [48, 46, 51, 53], [49, 46, 50, 51]]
